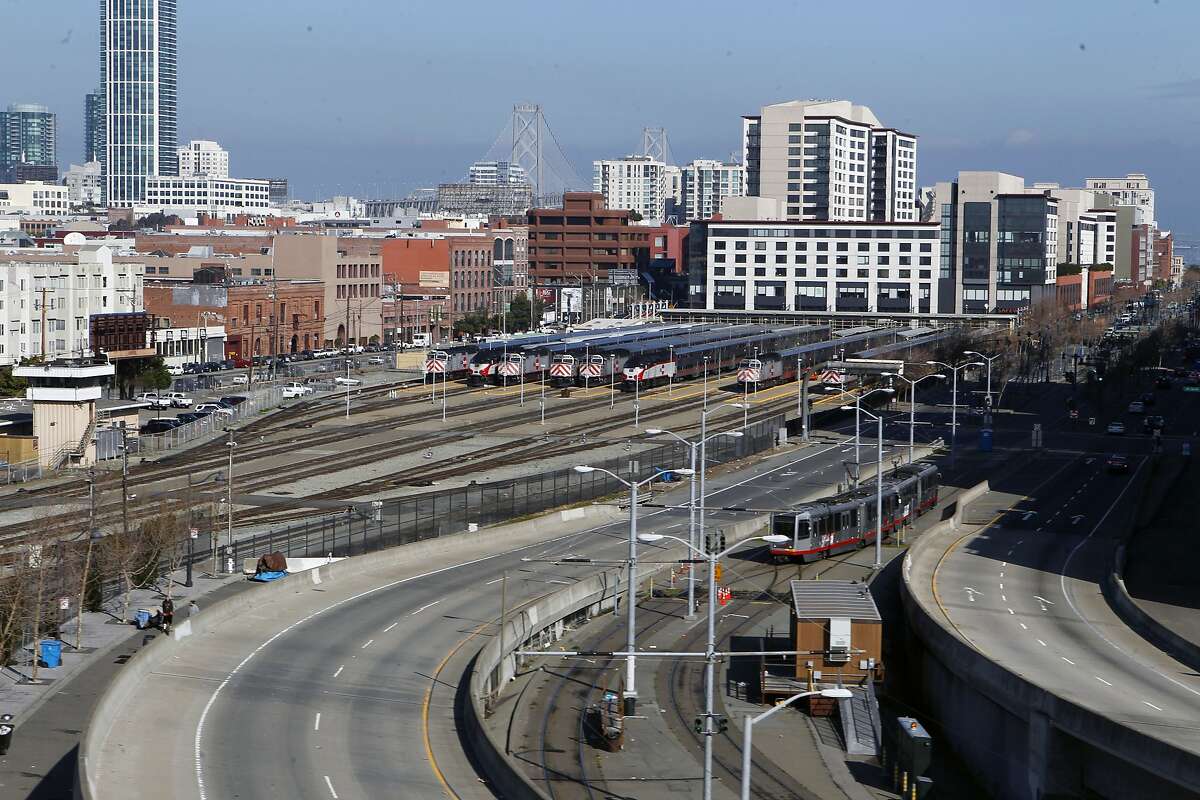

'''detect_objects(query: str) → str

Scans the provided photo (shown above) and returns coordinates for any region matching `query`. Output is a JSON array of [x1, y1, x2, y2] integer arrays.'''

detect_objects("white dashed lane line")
[[332, 665, 343, 678], [383, 622, 398, 633], [1096, 676, 1113, 687], [361, 639, 374, 649], [1061, 656, 1075, 665], [324, 775, 339, 799], [314, 713, 321, 732], [1143, 701, 1163, 712]]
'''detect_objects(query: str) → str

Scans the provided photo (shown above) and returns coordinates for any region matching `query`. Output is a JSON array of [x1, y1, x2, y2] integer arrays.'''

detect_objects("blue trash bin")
[[136, 609, 151, 629], [979, 428, 993, 452], [39, 639, 62, 669]]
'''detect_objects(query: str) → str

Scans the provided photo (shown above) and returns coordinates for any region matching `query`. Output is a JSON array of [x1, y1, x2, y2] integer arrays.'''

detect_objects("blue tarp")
[[250, 570, 288, 582]]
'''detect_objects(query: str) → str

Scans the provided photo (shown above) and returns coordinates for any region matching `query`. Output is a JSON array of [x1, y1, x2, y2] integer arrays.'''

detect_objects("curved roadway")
[[933, 450, 1200, 760], [92, 431, 883, 799]]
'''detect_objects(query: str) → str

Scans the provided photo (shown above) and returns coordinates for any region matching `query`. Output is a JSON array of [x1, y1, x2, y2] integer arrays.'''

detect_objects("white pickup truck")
[[161, 391, 193, 408], [282, 382, 316, 398], [136, 392, 173, 409]]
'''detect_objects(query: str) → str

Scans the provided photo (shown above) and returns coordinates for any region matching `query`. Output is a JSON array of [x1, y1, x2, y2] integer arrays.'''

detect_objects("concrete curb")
[[75, 502, 624, 800], [899, 480, 1200, 800]]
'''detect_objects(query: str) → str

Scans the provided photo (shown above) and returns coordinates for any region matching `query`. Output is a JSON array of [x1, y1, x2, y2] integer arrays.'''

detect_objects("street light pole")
[[572, 465, 694, 712], [740, 689, 852, 799], [927, 360, 983, 464], [225, 428, 236, 572], [965, 350, 1002, 407], [634, 532, 789, 800], [845, 404, 886, 568], [885, 372, 946, 464]]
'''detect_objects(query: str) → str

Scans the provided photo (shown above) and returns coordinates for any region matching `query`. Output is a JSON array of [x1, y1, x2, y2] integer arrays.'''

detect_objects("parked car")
[[366, 356, 386, 365], [1127, 401, 1145, 414], [231, 375, 249, 385], [282, 382, 315, 398], [175, 412, 204, 425], [195, 403, 234, 417], [220, 395, 249, 406], [1144, 415, 1166, 432], [161, 391, 193, 408], [1106, 421, 1126, 435], [166, 364, 184, 376], [140, 418, 183, 435], [1106, 454, 1130, 474], [334, 376, 362, 386]]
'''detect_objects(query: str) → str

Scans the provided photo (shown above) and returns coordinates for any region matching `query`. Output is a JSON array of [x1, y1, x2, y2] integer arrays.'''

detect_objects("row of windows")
[[712, 227, 937, 240], [715, 254, 933, 269], [716, 239, 932, 253], [713, 266, 932, 280]]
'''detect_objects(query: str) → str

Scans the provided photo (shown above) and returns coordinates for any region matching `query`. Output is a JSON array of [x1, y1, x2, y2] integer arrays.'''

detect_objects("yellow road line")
[[422, 623, 487, 799]]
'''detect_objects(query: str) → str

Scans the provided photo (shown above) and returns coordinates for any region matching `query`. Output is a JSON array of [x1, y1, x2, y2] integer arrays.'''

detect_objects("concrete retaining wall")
[[1101, 549, 1200, 676], [76, 503, 625, 800], [900, 483, 1200, 800]]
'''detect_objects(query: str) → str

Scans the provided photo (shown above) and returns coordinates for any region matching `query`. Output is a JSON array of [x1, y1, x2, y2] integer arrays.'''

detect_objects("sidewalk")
[[0, 566, 247, 800]]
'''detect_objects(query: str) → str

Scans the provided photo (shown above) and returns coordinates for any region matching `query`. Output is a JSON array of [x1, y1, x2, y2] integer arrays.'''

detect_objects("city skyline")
[[4, 0, 1199, 237]]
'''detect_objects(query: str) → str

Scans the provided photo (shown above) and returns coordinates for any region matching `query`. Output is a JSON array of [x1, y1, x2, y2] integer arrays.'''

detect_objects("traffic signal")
[[717, 715, 729, 734], [694, 716, 704, 735]]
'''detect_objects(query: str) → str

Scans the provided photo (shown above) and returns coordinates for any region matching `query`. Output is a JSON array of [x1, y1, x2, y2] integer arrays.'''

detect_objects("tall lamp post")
[[964, 350, 1003, 408], [926, 360, 983, 462], [825, 385, 893, 486], [644, 425, 744, 618], [883, 372, 946, 463], [573, 464, 694, 712], [636, 532, 789, 800], [740, 688, 853, 799], [843, 405, 886, 569]]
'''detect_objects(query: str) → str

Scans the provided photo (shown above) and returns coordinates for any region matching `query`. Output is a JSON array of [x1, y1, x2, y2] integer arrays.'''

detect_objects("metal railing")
[[125, 385, 284, 456], [0, 458, 42, 485]]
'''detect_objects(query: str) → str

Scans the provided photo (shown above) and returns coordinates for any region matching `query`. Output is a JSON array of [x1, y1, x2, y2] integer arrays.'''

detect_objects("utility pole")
[[225, 428, 235, 572], [119, 426, 129, 538]]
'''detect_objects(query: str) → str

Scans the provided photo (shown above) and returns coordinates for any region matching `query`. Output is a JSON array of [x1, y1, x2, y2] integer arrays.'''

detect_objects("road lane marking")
[[1095, 676, 1113, 686], [1037, 639, 1047, 647], [333, 665, 343, 678], [1061, 657, 1075, 665], [314, 712, 321, 732], [324, 775, 339, 799], [194, 438, 857, 800], [1019, 623, 1028, 630], [383, 622, 398, 633], [410, 600, 442, 615], [361, 639, 374, 649], [999, 583, 1004, 590], [1143, 701, 1163, 711], [1001, 595, 1007, 602], [1007, 608, 1014, 614], [485, 577, 503, 585]]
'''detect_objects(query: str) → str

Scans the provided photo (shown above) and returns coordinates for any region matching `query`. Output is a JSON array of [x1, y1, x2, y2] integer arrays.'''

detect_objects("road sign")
[[189, 528, 199, 539], [714, 562, 723, 582], [59, 597, 69, 611], [1088, 417, 1096, 426], [1069, 409, 1078, 420]]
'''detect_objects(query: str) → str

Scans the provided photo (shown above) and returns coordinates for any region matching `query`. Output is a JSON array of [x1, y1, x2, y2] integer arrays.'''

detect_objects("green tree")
[[0, 367, 28, 398], [137, 357, 172, 391], [506, 293, 544, 331]]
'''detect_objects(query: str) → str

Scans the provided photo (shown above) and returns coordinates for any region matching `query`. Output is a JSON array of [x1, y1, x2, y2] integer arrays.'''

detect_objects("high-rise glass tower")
[[101, 0, 178, 206], [85, 89, 104, 163], [0, 104, 57, 182]]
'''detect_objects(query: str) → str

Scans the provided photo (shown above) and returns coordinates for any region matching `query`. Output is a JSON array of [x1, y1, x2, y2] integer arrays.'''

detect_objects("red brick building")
[[1154, 230, 1174, 284], [1055, 267, 1113, 312], [381, 234, 494, 318], [527, 192, 651, 283], [144, 279, 327, 358]]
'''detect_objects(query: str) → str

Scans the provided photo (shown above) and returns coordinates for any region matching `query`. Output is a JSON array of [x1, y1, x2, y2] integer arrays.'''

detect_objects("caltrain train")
[[768, 462, 940, 562], [735, 326, 900, 388], [618, 324, 830, 391]]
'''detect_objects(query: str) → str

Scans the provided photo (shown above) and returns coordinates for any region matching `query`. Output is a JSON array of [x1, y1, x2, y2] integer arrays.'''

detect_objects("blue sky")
[[6, 0, 1200, 243]]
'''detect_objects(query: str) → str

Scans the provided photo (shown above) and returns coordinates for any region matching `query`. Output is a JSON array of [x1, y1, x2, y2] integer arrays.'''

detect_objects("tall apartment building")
[[527, 192, 651, 283], [177, 140, 229, 178], [84, 90, 104, 163], [928, 172, 1062, 314], [468, 160, 527, 186], [1154, 230, 1174, 284], [592, 157, 677, 224], [63, 162, 103, 206], [742, 100, 917, 223], [0, 104, 57, 183], [680, 160, 744, 221], [1085, 173, 1154, 225], [101, 0, 178, 206], [0, 244, 143, 364]]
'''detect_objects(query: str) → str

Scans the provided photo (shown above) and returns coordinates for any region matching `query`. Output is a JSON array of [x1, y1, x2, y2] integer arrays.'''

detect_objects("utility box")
[[897, 716, 932, 777]]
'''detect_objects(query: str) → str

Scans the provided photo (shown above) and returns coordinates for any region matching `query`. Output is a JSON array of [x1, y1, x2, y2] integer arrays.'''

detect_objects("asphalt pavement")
[[89, 432, 893, 800]]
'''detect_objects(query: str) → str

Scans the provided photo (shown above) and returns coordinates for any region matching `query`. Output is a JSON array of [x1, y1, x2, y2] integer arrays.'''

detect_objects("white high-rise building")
[[680, 160, 744, 221], [742, 99, 917, 222], [468, 160, 527, 186], [63, 161, 103, 206], [592, 156, 674, 223], [101, 0, 178, 206], [1085, 173, 1154, 225], [177, 139, 229, 178], [143, 176, 271, 218]]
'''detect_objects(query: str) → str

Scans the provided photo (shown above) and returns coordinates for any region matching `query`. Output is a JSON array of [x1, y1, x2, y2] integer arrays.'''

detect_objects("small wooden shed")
[[791, 579, 882, 684]]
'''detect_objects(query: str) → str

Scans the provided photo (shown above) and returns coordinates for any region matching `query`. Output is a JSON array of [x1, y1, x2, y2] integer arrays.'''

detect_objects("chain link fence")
[[227, 413, 786, 564]]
